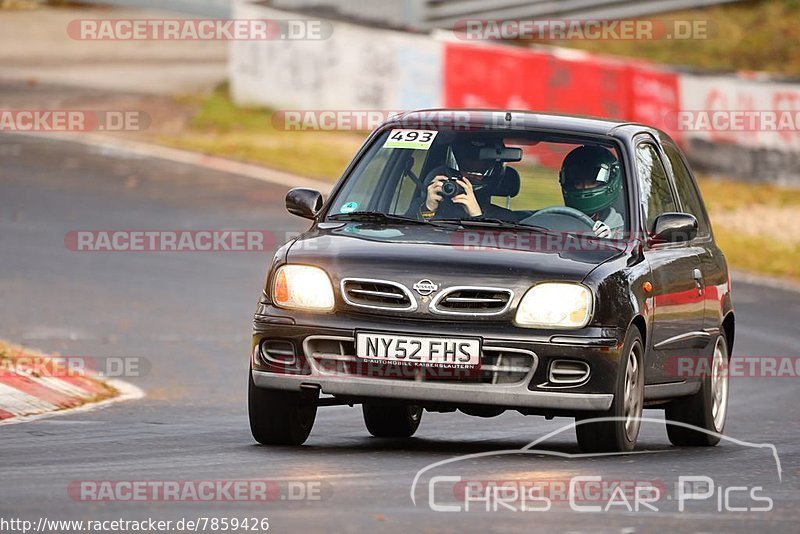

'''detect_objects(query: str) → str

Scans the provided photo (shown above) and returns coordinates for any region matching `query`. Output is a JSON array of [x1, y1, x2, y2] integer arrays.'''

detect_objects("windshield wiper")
[[328, 211, 432, 226], [435, 217, 550, 232]]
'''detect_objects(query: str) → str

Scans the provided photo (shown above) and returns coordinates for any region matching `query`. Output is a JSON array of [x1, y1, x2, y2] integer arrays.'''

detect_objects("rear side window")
[[664, 144, 711, 237], [636, 143, 677, 232]]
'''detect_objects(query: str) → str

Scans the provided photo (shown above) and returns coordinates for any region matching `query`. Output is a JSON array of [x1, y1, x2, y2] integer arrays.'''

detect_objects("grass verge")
[[698, 178, 798, 281], [536, 0, 800, 77], [156, 87, 365, 181]]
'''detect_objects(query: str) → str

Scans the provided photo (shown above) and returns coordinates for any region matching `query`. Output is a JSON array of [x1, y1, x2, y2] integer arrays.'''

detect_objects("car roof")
[[388, 108, 659, 139]]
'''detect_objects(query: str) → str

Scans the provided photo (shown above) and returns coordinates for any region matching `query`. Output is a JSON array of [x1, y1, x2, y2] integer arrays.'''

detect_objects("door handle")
[[692, 268, 704, 293]]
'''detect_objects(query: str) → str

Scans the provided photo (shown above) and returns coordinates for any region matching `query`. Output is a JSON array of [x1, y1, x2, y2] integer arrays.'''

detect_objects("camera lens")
[[441, 181, 457, 197]]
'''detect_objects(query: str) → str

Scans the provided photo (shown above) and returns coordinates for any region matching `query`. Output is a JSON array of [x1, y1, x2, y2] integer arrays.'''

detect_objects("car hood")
[[286, 222, 623, 292]]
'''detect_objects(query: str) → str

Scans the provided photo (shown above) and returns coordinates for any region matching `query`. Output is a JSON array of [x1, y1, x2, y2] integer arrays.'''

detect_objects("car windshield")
[[327, 128, 630, 239]]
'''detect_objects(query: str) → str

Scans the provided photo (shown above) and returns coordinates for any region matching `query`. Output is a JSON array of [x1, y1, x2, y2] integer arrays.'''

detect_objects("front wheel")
[[576, 327, 644, 453], [248, 372, 318, 445], [363, 401, 422, 438], [665, 333, 730, 446]]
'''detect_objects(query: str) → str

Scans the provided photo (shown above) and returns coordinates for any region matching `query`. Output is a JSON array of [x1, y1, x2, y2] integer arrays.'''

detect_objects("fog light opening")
[[549, 359, 590, 385], [260, 339, 298, 366]]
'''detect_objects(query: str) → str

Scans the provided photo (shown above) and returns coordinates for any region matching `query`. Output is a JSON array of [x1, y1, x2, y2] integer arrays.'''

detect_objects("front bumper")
[[252, 370, 613, 411], [251, 309, 624, 414]]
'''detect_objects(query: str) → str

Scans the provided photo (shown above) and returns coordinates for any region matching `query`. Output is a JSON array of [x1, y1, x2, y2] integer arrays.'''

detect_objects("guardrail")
[[268, 0, 745, 31]]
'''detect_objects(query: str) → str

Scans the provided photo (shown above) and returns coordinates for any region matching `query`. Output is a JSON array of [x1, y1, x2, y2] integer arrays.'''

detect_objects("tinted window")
[[636, 143, 676, 232], [664, 144, 710, 236]]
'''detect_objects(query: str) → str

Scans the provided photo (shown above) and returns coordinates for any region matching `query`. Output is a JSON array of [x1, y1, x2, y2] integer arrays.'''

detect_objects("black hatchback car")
[[249, 110, 734, 453]]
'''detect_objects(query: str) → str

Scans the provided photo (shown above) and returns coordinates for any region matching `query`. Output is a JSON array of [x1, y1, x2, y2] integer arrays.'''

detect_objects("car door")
[[636, 138, 706, 384], [662, 142, 727, 335]]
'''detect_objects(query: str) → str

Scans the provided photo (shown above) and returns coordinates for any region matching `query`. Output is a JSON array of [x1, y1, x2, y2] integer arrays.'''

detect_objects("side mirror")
[[651, 212, 698, 244], [285, 188, 323, 219]]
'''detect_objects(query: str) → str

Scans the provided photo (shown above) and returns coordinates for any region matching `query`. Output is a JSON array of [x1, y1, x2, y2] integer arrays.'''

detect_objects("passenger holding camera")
[[424, 174, 482, 217], [421, 139, 510, 220]]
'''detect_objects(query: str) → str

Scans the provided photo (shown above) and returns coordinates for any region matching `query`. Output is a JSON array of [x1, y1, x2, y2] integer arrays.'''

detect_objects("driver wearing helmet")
[[560, 146, 625, 238], [421, 139, 510, 220]]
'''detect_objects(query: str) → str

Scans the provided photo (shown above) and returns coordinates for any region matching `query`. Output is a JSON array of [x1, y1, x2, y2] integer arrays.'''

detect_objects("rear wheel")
[[363, 401, 423, 438], [665, 333, 729, 446], [248, 372, 318, 445], [576, 327, 644, 453]]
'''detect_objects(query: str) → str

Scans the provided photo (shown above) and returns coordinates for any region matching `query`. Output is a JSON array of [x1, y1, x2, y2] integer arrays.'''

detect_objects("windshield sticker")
[[339, 201, 359, 213], [383, 129, 438, 150]]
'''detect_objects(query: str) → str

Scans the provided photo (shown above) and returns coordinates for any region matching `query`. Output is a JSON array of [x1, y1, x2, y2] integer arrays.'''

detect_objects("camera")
[[440, 177, 465, 198]]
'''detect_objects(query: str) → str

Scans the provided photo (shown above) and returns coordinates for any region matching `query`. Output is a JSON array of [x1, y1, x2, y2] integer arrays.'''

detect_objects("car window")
[[339, 147, 391, 212], [664, 144, 711, 237], [389, 152, 427, 214], [494, 143, 577, 211], [327, 129, 630, 238], [636, 143, 677, 232]]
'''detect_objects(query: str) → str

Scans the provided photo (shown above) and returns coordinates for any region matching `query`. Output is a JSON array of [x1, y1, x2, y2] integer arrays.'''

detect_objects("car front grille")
[[431, 286, 513, 316], [341, 278, 416, 311], [303, 336, 536, 385]]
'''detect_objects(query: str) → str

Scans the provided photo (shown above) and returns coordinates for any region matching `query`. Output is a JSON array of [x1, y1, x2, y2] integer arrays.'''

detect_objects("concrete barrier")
[[229, 2, 442, 110]]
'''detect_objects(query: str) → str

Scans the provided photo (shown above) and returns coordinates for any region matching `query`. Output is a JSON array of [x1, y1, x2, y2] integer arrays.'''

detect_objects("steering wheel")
[[522, 206, 595, 230]]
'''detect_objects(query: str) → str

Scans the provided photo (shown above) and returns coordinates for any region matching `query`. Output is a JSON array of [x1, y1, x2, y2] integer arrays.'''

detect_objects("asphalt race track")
[[1, 134, 798, 532]]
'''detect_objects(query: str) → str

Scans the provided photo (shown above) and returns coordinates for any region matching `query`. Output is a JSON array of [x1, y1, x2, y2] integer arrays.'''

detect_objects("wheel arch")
[[722, 311, 735, 355], [630, 314, 647, 347]]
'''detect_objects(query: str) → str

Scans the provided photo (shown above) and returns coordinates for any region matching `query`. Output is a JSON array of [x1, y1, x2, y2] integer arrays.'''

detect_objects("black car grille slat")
[[434, 288, 512, 314], [342, 279, 414, 310]]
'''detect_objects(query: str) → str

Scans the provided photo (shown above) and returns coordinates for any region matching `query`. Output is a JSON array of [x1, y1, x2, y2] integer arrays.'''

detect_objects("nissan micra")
[[248, 110, 734, 452]]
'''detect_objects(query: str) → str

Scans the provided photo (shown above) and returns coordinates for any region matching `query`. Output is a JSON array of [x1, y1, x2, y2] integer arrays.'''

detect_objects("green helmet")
[[560, 146, 622, 216]]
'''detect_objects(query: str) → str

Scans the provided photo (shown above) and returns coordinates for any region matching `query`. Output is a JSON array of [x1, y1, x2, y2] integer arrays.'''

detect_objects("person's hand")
[[425, 175, 447, 211], [592, 220, 611, 238], [452, 178, 482, 217]]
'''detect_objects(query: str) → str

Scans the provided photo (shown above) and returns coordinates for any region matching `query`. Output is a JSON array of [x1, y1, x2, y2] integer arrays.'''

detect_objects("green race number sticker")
[[383, 129, 438, 150]]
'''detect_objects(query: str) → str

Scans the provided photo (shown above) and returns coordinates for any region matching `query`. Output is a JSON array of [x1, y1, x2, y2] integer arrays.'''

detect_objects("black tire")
[[576, 327, 644, 453], [362, 401, 423, 438], [248, 372, 318, 445], [665, 333, 729, 447]]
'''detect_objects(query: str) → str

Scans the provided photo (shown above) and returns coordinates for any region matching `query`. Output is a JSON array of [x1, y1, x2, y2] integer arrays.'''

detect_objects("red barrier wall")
[[443, 42, 681, 145]]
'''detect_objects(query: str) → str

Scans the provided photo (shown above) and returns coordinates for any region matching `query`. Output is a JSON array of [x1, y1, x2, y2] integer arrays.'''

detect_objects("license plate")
[[355, 332, 481, 367]]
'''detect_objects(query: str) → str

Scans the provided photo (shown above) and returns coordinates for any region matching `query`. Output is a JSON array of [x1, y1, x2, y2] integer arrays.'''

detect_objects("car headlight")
[[272, 265, 335, 311], [514, 283, 593, 329]]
